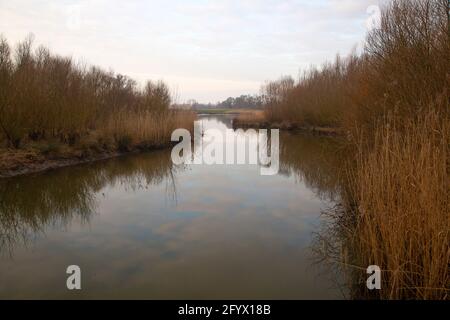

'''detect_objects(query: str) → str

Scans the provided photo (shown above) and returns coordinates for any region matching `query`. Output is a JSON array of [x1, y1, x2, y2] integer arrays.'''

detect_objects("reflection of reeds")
[[0, 150, 179, 255], [279, 132, 345, 201]]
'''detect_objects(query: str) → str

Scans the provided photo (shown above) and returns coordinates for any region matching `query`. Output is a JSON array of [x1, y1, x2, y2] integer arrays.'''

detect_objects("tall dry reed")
[[0, 35, 194, 151], [261, 0, 449, 299], [345, 108, 449, 299], [105, 110, 196, 151], [261, 0, 449, 135]]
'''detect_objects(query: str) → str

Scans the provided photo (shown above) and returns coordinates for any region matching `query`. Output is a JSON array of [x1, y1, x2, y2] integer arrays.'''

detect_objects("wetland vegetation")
[[0, 0, 448, 300], [239, 0, 449, 299], [0, 35, 195, 177]]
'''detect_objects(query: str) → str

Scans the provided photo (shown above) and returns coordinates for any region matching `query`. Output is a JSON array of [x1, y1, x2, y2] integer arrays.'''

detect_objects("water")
[[0, 115, 343, 299]]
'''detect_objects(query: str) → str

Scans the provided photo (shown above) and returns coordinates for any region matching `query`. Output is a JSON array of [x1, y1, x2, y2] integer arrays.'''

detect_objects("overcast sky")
[[0, 0, 388, 103]]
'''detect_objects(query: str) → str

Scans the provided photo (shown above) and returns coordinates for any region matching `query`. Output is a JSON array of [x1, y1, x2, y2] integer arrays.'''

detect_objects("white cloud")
[[0, 0, 389, 102]]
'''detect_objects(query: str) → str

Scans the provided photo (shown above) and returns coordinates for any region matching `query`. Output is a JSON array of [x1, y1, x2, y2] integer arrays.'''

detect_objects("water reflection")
[[279, 132, 344, 201], [0, 150, 177, 254], [0, 115, 346, 299]]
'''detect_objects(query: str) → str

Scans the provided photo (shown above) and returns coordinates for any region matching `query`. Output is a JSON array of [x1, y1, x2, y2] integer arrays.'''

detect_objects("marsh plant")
[[278, 0, 449, 299], [0, 35, 194, 153]]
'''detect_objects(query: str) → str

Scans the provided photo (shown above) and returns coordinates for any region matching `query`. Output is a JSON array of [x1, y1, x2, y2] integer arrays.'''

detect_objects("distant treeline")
[[0, 35, 194, 152], [183, 94, 263, 110]]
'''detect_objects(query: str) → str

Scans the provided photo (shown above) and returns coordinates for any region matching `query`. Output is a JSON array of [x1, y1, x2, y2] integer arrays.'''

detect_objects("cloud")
[[0, 0, 390, 102]]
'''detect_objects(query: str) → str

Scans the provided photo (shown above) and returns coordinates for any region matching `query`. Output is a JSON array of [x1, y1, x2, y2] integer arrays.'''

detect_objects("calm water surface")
[[0, 115, 343, 299]]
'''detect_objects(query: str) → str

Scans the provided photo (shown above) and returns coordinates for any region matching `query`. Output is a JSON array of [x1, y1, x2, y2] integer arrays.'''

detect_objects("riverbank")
[[232, 110, 340, 136], [0, 35, 195, 178], [0, 109, 196, 178], [0, 140, 179, 178], [196, 108, 261, 115]]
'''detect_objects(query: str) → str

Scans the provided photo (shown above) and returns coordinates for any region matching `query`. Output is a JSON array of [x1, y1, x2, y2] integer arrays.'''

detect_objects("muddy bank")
[[0, 144, 174, 178]]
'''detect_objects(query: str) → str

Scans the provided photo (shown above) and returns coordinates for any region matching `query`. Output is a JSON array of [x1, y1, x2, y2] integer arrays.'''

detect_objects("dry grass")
[[0, 35, 196, 173], [0, 35, 194, 152], [105, 110, 196, 151], [260, 0, 449, 299], [346, 108, 449, 299], [260, 0, 449, 135], [233, 110, 267, 128]]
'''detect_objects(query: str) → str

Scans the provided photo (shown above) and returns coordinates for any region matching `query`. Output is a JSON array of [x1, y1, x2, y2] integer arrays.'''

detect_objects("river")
[[0, 114, 344, 299]]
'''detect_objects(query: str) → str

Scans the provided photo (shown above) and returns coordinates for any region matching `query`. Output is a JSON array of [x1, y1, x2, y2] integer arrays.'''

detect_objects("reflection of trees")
[[311, 203, 358, 299], [276, 131, 389, 299], [310, 201, 391, 300], [0, 150, 178, 254], [279, 132, 345, 201], [301, 145, 380, 299], [277, 132, 365, 298], [196, 115, 235, 130]]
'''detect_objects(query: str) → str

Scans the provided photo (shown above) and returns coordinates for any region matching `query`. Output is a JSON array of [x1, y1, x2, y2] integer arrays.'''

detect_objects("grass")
[[258, 0, 448, 135], [0, 109, 196, 176], [105, 110, 196, 150], [233, 110, 267, 127], [339, 108, 449, 299]]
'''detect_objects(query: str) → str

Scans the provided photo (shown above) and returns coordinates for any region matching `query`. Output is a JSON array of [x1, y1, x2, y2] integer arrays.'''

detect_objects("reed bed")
[[343, 108, 449, 299], [105, 110, 196, 151], [260, 0, 449, 299], [0, 35, 195, 170], [233, 110, 267, 128], [261, 0, 449, 135]]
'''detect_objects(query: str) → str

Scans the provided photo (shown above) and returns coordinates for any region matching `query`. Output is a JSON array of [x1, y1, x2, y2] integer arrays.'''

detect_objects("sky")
[[0, 0, 387, 103]]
